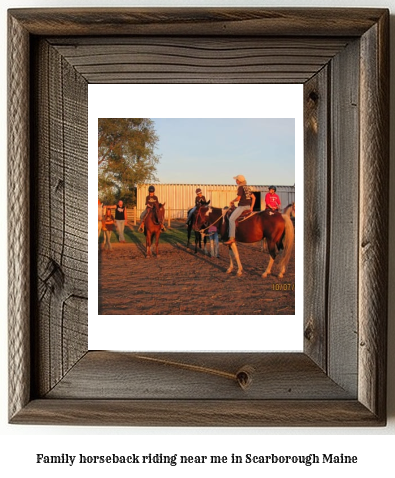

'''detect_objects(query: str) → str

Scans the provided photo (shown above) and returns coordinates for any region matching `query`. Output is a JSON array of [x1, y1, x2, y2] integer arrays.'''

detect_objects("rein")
[[197, 210, 225, 236], [199, 209, 258, 236]]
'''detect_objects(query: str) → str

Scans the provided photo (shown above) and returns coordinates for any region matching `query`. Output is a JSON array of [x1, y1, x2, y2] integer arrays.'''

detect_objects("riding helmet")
[[196, 188, 202, 194], [269, 185, 277, 192], [148, 185, 155, 193]]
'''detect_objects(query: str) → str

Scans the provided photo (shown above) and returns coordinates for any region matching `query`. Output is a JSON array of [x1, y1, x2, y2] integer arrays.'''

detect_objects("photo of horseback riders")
[[97, 117, 297, 318]]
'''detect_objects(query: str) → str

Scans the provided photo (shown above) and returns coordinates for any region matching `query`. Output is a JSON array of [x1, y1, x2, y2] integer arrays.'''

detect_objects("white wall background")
[[1, 0, 394, 476]]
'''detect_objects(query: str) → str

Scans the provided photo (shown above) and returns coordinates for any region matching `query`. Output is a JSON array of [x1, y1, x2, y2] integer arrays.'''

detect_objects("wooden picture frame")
[[8, 8, 389, 426]]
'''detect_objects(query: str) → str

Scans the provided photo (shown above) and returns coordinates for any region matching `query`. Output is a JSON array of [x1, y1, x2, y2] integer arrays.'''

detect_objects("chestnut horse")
[[194, 206, 294, 277], [144, 203, 165, 257]]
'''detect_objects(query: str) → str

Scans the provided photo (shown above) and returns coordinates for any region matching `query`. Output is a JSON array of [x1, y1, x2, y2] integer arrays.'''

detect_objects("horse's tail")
[[279, 213, 294, 271]]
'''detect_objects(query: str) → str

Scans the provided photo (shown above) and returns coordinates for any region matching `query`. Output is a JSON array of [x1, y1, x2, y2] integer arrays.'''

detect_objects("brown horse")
[[194, 206, 294, 277], [186, 201, 210, 254], [144, 203, 165, 257]]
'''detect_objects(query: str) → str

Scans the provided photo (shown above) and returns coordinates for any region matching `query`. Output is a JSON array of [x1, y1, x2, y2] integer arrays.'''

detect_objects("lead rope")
[[197, 212, 224, 237], [199, 210, 257, 236]]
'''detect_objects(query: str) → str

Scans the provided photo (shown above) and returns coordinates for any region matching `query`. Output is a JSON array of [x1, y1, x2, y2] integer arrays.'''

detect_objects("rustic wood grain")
[[7, 8, 389, 426], [8, 12, 31, 422], [358, 13, 389, 420], [327, 39, 360, 396], [8, 7, 387, 37], [46, 352, 354, 400], [30, 39, 88, 397], [11, 399, 383, 427], [303, 68, 329, 370], [49, 37, 350, 84]]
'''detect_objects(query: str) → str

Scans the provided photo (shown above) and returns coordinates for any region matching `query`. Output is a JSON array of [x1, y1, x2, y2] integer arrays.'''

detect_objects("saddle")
[[264, 208, 280, 216], [226, 205, 255, 222], [221, 206, 256, 239]]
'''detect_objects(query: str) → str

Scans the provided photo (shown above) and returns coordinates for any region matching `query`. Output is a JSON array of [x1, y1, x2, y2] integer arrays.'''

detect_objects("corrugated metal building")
[[137, 184, 295, 220]]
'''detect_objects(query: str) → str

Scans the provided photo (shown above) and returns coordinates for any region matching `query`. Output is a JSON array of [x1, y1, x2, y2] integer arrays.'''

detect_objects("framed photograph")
[[90, 85, 303, 352], [8, 8, 389, 426]]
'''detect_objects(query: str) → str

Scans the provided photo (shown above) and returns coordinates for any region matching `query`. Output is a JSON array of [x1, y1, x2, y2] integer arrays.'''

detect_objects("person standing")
[[107, 200, 128, 242], [224, 175, 255, 245], [208, 224, 219, 258], [102, 208, 115, 251]]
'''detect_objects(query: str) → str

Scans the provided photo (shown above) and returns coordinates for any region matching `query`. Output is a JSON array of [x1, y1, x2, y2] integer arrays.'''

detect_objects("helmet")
[[269, 185, 277, 192], [148, 185, 155, 193], [196, 188, 202, 194]]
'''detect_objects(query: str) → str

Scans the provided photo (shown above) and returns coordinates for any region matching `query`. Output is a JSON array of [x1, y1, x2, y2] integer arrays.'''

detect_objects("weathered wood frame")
[[8, 8, 389, 426]]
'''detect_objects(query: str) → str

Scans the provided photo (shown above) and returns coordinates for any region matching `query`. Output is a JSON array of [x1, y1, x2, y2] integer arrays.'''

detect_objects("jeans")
[[228, 205, 250, 238], [187, 206, 196, 223], [209, 230, 219, 257], [103, 230, 112, 250], [116, 220, 125, 241]]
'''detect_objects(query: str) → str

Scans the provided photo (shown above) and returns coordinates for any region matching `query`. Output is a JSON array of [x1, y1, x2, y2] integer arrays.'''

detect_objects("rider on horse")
[[265, 185, 281, 213], [224, 175, 256, 245], [186, 188, 207, 226], [139, 185, 165, 232]]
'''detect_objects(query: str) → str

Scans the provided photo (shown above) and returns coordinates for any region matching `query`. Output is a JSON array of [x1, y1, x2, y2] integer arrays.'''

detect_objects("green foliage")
[[98, 118, 160, 206]]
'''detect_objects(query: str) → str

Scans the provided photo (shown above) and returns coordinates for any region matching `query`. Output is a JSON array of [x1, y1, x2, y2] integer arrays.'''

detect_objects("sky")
[[90, 84, 302, 188], [152, 118, 295, 185]]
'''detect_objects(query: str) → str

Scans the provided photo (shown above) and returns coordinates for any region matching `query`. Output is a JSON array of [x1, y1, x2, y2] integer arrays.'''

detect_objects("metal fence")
[[137, 183, 295, 217], [126, 207, 187, 227]]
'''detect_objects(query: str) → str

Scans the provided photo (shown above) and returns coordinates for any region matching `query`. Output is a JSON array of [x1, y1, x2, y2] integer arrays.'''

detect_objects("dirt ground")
[[98, 221, 295, 315]]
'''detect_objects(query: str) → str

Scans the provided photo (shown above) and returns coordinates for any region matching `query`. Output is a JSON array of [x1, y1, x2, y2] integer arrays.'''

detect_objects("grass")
[[100, 220, 190, 247]]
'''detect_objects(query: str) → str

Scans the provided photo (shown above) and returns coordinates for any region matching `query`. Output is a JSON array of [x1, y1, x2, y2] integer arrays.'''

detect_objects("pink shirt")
[[265, 192, 281, 210]]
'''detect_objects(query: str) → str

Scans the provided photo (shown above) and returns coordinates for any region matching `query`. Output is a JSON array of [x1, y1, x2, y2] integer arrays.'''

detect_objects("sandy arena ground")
[[98, 222, 295, 315]]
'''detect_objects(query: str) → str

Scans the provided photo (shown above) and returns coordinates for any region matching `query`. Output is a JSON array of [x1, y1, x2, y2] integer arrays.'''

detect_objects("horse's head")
[[284, 202, 295, 218], [193, 205, 211, 231], [156, 202, 165, 223]]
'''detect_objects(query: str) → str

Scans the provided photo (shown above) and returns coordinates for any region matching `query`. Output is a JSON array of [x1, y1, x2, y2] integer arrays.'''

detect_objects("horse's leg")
[[262, 257, 275, 278], [260, 238, 268, 253], [187, 223, 191, 248], [194, 232, 200, 254], [262, 241, 276, 277], [226, 246, 234, 273], [146, 231, 152, 258], [231, 243, 243, 276], [155, 230, 160, 256], [227, 243, 243, 276]]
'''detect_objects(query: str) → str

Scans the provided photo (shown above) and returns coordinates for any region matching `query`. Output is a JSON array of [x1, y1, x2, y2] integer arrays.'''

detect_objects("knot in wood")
[[304, 322, 314, 341], [308, 91, 319, 103], [236, 365, 255, 390]]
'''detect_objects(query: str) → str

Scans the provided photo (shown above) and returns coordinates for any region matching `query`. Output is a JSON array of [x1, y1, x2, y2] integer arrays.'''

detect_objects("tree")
[[98, 118, 160, 205]]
